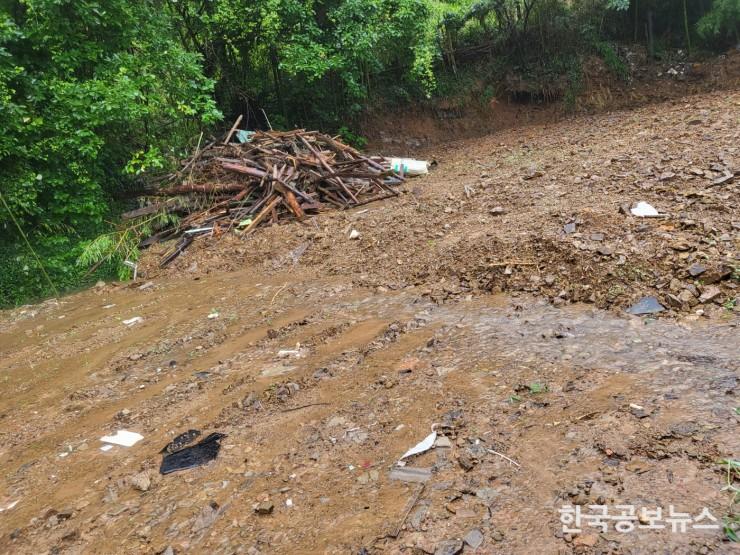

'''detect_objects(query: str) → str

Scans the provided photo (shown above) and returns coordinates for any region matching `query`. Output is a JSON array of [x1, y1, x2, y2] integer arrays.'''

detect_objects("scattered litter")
[[184, 227, 214, 235], [630, 201, 660, 217], [235, 129, 256, 143], [100, 430, 144, 447], [123, 259, 138, 280], [100, 444, 113, 452], [388, 157, 429, 176], [389, 466, 432, 483], [102, 304, 116, 309], [399, 429, 437, 461], [160, 432, 226, 474], [122, 316, 143, 326], [160, 429, 202, 454], [626, 296, 665, 315], [0, 500, 19, 513], [349, 229, 361, 240], [207, 311, 219, 319], [286, 498, 294, 507]]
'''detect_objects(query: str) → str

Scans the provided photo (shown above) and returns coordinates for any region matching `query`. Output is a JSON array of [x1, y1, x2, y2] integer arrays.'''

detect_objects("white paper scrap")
[[399, 431, 437, 460], [100, 430, 143, 447], [630, 201, 660, 217]]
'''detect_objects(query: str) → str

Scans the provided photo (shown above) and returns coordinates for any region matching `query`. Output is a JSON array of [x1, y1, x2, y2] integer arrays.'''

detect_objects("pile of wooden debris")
[[129, 127, 406, 267]]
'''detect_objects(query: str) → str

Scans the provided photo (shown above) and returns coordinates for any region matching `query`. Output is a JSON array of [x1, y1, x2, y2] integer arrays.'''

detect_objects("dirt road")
[[0, 89, 738, 554]]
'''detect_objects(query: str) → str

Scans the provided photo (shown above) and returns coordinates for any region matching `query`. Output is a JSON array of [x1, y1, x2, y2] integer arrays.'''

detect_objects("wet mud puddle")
[[0, 274, 737, 553]]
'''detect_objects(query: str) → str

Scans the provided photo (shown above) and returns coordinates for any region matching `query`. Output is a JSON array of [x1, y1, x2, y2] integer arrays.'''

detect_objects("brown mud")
[[0, 77, 739, 554]]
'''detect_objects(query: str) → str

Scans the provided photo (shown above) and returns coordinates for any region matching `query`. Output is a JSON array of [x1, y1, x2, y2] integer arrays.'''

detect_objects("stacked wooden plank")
[[134, 129, 405, 267]]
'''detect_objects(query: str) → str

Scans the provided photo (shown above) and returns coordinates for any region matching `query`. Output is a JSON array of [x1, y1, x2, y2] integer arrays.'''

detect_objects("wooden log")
[[222, 162, 267, 179], [298, 134, 359, 204], [223, 114, 243, 144], [159, 234, 194, 268], [160, 182, 249, 195], [122, 201, 171, 220], [242, 195, 282, 234], [283, 190, 304, 219]]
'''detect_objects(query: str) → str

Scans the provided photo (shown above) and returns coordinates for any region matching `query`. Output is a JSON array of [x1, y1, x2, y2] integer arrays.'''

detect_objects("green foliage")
[[337, 126, 368, 150], [698, 0, 740, 45], [606, 0, 630, 10], [718, 458, 740, 541], [77, 211, 180, 280], [528, 382, 548, 394], [719, 458, 740, 503], [169, 0, 438, 129], [0, 233, 117, 306], [725, 514, 739, 542], [0, 0, 220, 306], [593, 40, 630, 80]]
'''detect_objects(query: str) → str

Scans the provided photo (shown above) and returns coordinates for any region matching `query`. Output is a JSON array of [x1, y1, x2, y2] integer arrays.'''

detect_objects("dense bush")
[[0, 0, 220, 305]]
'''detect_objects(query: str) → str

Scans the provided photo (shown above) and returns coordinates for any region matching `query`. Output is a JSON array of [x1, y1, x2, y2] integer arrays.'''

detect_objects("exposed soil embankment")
[[361, 49, 740, 151]]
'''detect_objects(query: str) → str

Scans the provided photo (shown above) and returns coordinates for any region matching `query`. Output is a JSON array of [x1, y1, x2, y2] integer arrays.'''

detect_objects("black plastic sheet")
[[160, 432, 226, 474]]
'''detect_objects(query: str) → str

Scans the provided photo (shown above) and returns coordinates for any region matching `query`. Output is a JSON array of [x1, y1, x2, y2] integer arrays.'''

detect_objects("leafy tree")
[[698, 0, 740, 45], [0, 0, 220, 305]]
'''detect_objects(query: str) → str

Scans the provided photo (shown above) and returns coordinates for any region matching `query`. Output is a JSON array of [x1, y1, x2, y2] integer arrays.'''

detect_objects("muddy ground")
[[0, 87, 738, 555]]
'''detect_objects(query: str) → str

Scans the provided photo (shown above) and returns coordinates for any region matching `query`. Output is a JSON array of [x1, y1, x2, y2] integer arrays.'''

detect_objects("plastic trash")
[[122, 316, 143, 326], [0, 500, 19, 512], [184, 227, 213, 235], [235, 130, 256, 143], [160, 432, 226, 474], [399, 430, 437, 460], [389, 158, 429, 176], [630, 201, 660, 217], [100, 430, 144, 447], [123, 260, 138, 280], [161, 429, 202, 454]]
